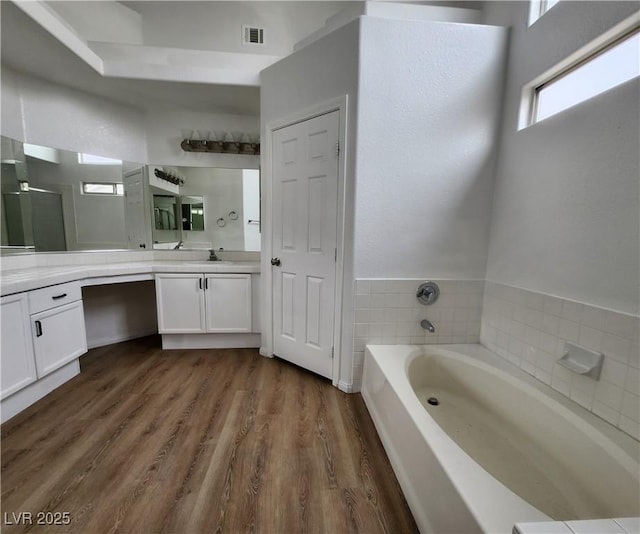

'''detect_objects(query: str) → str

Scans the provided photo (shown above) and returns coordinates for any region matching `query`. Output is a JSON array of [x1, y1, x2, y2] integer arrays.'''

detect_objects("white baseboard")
[[259, 347, 273, 358], [338, 380, 354, 393], [161, 333, 261, 349]]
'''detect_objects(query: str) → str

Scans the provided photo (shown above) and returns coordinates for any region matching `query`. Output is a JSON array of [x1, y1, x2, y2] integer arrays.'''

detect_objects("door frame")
[[261, 95, 349, 387], [123, 166, 152, 250]]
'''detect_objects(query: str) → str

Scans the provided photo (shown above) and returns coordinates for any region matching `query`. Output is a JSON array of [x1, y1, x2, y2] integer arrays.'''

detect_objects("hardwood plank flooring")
[[1, 336, 418, 534]]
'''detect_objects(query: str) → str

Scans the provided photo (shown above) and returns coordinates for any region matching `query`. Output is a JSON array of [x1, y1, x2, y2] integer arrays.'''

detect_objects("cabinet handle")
[[205, 278, 209, 290], [198, 278, 202, 290], [52, 293, 67, 300], [35, 320, 43, 337]]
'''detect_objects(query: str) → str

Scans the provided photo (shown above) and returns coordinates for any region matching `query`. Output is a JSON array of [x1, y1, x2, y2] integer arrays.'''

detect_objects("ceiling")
[[1, 1, 261, 115], [1, 1, 484, 116]]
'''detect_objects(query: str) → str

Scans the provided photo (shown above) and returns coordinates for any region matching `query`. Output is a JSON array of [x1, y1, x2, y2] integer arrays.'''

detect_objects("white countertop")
[[0, 260, 261, 296]]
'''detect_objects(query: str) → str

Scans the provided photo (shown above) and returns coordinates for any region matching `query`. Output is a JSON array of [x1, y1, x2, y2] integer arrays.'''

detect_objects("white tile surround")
[[481, 281, 640, 441], [352, 278, 639, 441], [352, 279, 484, 390]]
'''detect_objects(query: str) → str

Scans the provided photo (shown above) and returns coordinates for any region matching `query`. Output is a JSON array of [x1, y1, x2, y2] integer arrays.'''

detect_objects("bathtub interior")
[[406, 349, 640, 521]]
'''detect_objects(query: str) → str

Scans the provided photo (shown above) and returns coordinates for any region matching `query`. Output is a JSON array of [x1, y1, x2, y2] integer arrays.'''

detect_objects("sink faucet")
[[173, 241, 183, 250], [209, 248, 219, 261], [420, 319, 435, 333]]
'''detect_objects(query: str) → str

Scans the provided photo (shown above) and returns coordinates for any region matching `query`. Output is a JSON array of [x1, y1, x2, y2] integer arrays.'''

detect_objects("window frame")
[[530, 25, 640, 125], [518, 12, 640, 130], [81, 182, 124, 196], [77, 153, 122, 165], [529, 0, 560, 26]]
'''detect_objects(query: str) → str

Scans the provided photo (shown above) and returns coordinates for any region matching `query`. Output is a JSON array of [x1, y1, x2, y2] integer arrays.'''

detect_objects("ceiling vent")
[[242, 25, 265, 45]]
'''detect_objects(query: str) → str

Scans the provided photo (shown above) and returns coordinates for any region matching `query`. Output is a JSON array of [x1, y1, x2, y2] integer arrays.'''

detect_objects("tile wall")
[[481, 281, 640, 440], [352, 278, 484, 390]]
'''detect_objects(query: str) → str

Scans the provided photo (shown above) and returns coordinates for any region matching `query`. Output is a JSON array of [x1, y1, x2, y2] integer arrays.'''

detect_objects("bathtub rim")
[[362, 343, 639, 533]]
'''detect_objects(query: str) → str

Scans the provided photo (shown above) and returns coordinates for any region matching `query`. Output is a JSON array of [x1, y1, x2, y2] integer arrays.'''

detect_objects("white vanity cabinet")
[[1, 281, 86, 423], [1, 293, 37, 399], [156, 273, 252, 334], [155, 274, 206, 333], [203, 274, 252, 333], [29, 281, 88, 378]]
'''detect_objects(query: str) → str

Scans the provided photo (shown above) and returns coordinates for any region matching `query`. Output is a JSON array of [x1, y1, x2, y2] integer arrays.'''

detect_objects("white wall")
[[1, 67, 261, 171], [260, 19, 360, 384], [1, 68, 147, 163], [144, 110, 259, 169], [483, 1, 640, 315], [355, 16, 508, 279]]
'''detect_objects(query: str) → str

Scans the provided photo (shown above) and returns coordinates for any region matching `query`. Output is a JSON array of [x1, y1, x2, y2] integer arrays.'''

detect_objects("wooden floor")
[[1, 336, 417, 534]]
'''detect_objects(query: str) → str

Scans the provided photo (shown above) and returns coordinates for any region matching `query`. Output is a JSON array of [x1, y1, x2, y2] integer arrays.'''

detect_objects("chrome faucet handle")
[[208, 248, 219, 261], [416, 281, 440, 305]]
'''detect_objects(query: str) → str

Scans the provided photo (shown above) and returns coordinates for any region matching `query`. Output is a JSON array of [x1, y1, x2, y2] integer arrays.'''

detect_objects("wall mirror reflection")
[[153, 195, 178, 231], [150, 166, 260, 252], [0, 136, 261, 254], [1, 137, 34, 250], [181, 196, 204, 231]]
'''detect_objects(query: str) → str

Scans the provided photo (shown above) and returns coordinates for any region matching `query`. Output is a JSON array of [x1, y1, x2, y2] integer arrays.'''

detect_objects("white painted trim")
[[161, 333, 260, 349], [338, 380, 353, 393], [259, 347, 273, 358], [262, 95, 349, 388]]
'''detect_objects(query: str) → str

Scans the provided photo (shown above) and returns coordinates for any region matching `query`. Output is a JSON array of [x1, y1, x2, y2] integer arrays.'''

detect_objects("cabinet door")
[[32, 300, 87, 378], [156, 274, 206, 333], [204, 274, 251, 333], [1, 294, 37, 399]]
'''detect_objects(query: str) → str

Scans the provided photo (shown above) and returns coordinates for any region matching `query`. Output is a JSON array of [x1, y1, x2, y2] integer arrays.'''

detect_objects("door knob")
[[271, 257, 281, 266]]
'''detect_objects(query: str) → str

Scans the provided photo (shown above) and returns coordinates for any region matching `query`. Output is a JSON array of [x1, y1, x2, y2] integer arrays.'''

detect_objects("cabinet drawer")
[[28, 281, 82, 314]]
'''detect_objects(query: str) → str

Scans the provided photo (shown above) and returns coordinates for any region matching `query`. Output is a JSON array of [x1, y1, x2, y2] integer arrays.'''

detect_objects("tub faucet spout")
[[420, 319, 435, 332]]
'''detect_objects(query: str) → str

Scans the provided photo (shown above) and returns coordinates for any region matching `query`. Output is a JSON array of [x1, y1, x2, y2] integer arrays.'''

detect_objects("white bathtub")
[[362, 344, 640, 534]]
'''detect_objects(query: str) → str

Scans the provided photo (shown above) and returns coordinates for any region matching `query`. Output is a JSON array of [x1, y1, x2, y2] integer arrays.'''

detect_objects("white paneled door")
[[271, 111, 340, 379], [123, 167, 149, 250]]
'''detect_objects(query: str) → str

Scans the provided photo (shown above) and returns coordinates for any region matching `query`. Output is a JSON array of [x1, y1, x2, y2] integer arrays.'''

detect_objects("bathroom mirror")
[[151, 166, 260, 252], [1, 137, 34, 250], [0, 136, 261, 254], [153, 195, 178, 231], [180, 196, 204, 231]]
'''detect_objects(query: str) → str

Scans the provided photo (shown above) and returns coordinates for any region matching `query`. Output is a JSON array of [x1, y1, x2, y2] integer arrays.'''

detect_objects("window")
[[82, 182, 124, 195], [77, 153, 122, 165], [529, 0, 559, 25], [519, 15, 640, 129], [533, 29, 639, 123]]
